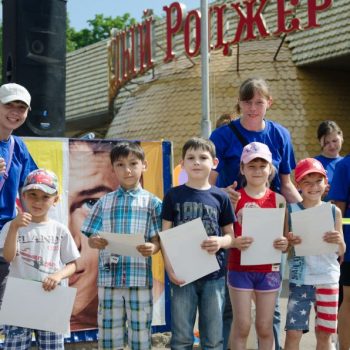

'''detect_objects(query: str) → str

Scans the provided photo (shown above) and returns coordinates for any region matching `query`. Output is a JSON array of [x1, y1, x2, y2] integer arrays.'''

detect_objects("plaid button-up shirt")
[[81, 185, 162, 288]]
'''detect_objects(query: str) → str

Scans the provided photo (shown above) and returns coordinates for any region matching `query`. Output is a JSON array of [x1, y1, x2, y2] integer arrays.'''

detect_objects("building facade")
[[66, 0, 350, 163]]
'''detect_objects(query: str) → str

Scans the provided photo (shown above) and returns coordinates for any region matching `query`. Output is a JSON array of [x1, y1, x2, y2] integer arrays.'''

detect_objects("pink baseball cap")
[[295, 158, 327, 183], [241, 142, 272, 164]]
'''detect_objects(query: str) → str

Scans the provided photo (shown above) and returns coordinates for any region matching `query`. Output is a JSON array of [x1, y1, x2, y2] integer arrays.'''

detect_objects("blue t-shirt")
[[0, 136, 37, 230], [328, 155, 350, 261], [209, 119, 296, 193], [161, 184, 235, 280], [314, 155, 343, 202]]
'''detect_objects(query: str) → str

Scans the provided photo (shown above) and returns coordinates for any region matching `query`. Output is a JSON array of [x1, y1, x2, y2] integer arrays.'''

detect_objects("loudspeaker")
[[2, 0, 67, 137]]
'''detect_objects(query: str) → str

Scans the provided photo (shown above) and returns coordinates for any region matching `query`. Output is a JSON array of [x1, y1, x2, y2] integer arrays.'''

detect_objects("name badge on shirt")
[[110, 255, 119, 264]]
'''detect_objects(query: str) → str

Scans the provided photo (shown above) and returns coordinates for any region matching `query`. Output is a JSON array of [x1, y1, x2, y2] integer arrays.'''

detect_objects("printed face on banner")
[[68, 140, 119, 330], [24, 138, 167, 333]]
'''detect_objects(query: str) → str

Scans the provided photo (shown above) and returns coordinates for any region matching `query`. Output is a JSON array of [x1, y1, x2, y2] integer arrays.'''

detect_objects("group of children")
[[0, 80, 348, 350]]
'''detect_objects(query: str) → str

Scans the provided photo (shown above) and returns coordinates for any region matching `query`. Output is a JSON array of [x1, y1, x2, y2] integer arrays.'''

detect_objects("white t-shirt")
[[288, 203, 340, 285], [0, 219, 80, 285]]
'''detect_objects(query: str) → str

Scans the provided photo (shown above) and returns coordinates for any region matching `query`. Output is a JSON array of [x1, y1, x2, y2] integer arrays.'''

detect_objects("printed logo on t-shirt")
[[18, 233, 60, 274], [175, 201, 219, 236]]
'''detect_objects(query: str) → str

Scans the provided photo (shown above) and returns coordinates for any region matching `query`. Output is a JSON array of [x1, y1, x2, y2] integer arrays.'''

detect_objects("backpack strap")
[[228, 122, 249, 147], [0, 136, 15, 191]]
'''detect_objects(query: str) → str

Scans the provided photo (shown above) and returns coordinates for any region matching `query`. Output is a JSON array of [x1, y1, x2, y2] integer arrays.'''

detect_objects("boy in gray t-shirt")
[[0, 169, 80, 350]]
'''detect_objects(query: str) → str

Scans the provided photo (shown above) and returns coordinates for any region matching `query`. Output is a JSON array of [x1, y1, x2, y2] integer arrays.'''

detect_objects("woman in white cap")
[[0, 83, 37, 304]]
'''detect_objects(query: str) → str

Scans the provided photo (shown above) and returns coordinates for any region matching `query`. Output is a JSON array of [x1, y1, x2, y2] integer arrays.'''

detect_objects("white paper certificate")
[[159, 218, 220, 286], [291, 202, 337, 256], [0, 277, 77, 334], [100, 232, 145, 258], [241, 207, 285, 266]]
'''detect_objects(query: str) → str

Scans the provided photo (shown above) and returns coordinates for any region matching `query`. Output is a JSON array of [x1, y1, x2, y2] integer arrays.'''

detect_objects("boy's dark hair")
[[110, 141, 145, 164], [182, 137, 216, 159]]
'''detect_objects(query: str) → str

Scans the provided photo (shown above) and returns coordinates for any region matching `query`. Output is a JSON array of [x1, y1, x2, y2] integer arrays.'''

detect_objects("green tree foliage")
[[66, 13, 136, 52]]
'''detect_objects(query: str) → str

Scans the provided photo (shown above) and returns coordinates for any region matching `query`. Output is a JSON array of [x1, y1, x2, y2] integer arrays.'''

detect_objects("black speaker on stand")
[[2, 0, 67, 137]]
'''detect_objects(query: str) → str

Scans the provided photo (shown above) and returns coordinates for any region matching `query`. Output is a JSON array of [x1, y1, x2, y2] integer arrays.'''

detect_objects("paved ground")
[[63, 280, 322, 349]]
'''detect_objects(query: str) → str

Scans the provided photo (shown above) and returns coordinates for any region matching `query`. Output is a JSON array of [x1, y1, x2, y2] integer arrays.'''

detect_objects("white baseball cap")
[[0, 83, 31, 109]]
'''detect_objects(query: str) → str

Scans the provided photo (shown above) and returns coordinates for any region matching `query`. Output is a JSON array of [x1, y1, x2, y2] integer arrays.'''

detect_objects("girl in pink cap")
[[227, 141, 288, 350]]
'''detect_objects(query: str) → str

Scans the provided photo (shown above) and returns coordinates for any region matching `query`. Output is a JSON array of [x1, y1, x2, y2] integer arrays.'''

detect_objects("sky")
[[67, 0, 211, 30], [0, 1, 212, 29]]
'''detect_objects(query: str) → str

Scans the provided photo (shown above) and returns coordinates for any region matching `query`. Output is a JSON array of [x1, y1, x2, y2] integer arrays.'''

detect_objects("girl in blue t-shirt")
[[314, 120, 344, 201]]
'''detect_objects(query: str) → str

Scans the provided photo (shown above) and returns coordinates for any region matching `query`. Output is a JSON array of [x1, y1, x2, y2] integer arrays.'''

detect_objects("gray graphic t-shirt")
[[0, 219, 80, 285]]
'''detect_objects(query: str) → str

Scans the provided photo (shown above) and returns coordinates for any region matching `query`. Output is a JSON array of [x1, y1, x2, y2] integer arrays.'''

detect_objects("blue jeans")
[[170, 277, 225, 350]]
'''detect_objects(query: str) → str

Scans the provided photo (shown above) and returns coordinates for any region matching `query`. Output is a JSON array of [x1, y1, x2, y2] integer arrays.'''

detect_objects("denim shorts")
[[227, 270, 281, 292]]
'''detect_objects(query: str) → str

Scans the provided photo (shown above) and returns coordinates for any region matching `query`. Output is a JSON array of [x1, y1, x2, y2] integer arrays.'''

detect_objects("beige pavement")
[[63, 280, 322, 349]]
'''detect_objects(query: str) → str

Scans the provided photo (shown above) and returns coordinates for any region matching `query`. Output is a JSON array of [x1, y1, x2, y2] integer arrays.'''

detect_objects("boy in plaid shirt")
[[81, 141, 162, 350]]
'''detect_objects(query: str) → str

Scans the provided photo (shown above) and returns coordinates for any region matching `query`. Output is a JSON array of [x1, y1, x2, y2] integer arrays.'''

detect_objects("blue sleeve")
[[328, 159, 350, 202], [277, 126, 296, 175], [0, 138, 37, 229], [210, 125, 235, 175], [19, 153, 37, 188], [210, 122, 243, 187], [16, 137, 38, 188], [81, 199, 103, 237]]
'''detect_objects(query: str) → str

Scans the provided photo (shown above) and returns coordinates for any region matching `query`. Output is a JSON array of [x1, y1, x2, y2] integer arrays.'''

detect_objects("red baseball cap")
[[295, 158, 327, 183]]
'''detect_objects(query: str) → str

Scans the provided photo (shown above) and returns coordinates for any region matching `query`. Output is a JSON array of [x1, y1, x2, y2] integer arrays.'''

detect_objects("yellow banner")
[[24, 138, 166, 331]]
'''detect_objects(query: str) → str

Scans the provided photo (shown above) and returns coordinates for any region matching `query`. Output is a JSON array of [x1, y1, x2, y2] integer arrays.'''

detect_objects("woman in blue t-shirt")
[[314, 120, 344, 201], [209, 77, 301, 350], [209, 77, 301, 205]]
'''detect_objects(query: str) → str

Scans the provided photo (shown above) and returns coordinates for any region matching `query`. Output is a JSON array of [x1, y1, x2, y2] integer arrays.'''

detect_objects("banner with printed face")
[[24, 138, 171, 337]]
